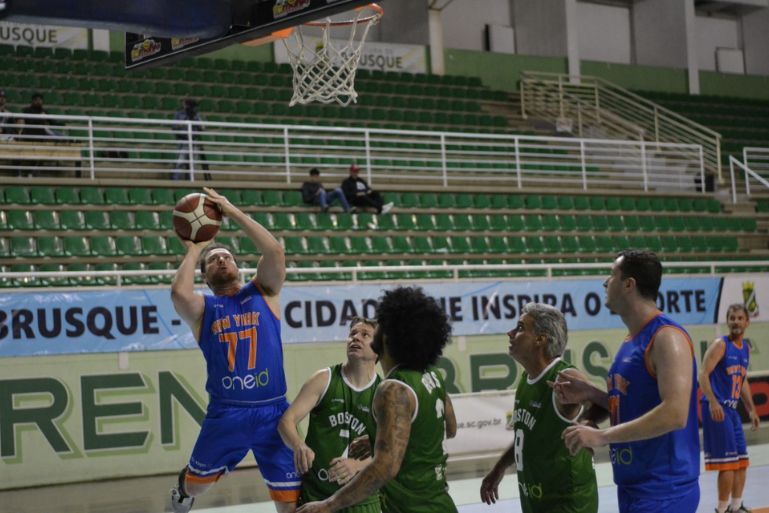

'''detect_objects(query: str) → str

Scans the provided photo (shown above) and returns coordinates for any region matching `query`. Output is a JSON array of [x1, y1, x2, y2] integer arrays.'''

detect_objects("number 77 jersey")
[[512, 358, 598, 513], [199, 281, 287, 406]]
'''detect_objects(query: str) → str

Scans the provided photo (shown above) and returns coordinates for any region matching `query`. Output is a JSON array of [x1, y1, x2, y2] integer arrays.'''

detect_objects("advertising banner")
[[0, 22, 89, 49], [444, 391, 515, 457], [719, 275, 768, 322], [0, 277, 723, 357], [274, 38, 427, 73]]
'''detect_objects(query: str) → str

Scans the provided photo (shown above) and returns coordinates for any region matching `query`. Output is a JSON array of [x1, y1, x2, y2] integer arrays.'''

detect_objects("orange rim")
[[304, 3, 383, 27]]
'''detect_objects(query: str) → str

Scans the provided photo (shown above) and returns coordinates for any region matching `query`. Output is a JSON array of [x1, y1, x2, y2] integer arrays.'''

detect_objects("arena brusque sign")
[[0, 278, 722, 356]]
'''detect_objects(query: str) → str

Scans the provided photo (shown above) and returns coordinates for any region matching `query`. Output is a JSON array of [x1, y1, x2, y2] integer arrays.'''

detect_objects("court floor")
[[2, 437, 768, 513]]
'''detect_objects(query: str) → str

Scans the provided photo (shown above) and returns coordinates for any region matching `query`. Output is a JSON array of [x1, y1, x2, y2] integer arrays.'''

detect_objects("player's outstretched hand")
[[328, 457, 362, 485], [296, 500, 333, 513], [562, 424, 606, 456], [548, 370, 592, 405], [293, 442, 316, 475], [479, 466, 505, 505], [202, 187, 236, 217], [348, 435, 371, 459]]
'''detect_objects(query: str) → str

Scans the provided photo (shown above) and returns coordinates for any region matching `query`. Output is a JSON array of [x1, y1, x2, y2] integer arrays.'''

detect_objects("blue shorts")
[[618, 484, 699, 513], [187, 399, 300, 501], [702, 402, 749, 471]]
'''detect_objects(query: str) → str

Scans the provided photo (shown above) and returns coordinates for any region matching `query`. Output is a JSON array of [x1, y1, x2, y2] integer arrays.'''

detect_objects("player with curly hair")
[[297, 286, 457, 513]]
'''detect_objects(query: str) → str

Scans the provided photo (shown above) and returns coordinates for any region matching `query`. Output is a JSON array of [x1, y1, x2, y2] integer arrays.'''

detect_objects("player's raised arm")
[[203, 187, 285, 295], [444, 394, 457, 439], [171, 238, 209, 335]]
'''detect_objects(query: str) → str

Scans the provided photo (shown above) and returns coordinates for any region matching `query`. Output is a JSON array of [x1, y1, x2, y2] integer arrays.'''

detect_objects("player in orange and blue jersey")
[[700, 303, 760, 513], [558, 250, 701, 513], [169, 187, 299, 513]]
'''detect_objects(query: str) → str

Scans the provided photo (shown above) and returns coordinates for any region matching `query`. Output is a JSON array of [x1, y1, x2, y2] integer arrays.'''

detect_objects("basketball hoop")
[[282, 3, 383, 107]]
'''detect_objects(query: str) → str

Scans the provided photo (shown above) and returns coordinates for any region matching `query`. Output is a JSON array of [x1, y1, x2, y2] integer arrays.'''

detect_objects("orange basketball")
[[172, 193, 222, 242]]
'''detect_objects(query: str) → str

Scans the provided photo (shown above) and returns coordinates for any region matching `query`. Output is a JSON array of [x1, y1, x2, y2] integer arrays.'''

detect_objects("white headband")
[[207, 248, 233, 258]]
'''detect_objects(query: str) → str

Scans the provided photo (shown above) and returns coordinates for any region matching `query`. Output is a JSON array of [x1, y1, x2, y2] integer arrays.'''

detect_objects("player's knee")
[[180, 466, 222, 497]]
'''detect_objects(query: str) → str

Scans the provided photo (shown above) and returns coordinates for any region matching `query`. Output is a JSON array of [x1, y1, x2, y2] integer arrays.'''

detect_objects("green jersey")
[[377, 366, 457, 513], [301, 364, 381, 511], [513, 358, 598, 513]]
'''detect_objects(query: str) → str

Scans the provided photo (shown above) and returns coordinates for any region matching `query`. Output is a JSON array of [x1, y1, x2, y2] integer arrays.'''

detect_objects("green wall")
[[444, 49, 567, 93], [581, 60, 689, 94]]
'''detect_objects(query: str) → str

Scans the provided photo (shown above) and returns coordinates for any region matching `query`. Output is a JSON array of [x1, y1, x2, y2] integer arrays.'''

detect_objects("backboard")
[[124, 0, 375, 70]]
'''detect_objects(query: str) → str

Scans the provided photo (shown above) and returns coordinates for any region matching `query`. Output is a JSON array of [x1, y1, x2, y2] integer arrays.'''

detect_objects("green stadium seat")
[[34, 211, 59, 230], [7, 210, 34, 230], [473, 215, 491, 231], [110, 211, 133, 230], [55, 187, 80, 204], [306, 236, 330, 255], [557, 196, 575, 210], [284, 237, 307, 255], [524, 195, 543, 209], [349, 237, 370, 254], [490, 195, 508, 209], [395, 214, 416, 231], [30, 187, 57, 205], [167, 237, 186, 255], [575, 216, 592, 232], [577, 236, 596, 252], [619, 197, 636, 211], [635, 197, 651, 211], [90, 236, 117, 256], [37, 237, 61, 257], [558, 215, 577, 231], [542, 236, 561, 254], [142, 236, 167, 255], [128, 188, 154, 205], [541, 215, 558, 231], [399, 192, 420, 208], [573, 197, 590, 210], [455, 194, 474, 208], [437, 194, 455, 208], [508, 195, 525, 209], [135, 211, 161, 230], [589, 197, 606, 210], [10, 237, 37, 257], [541, 196, 558, 210], [4, 187, 30, 204], [262, 190, 284, 206], [591, 215, 608, 231], [79, 187, 105, 205], [524, 236, 545, 254], [419, 192, 438, 209], [605, 197, 621, 211], [272, 213, 294, 231], [524, 215, 542, 232], [104, 188, 131, 205], [62, 237, 90, 257], [415, 214, 436, 231], [152, 188, 176, 205]]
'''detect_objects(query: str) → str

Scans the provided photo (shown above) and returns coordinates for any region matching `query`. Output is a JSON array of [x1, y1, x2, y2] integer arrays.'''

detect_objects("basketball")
[[172, 193, 222, 242]]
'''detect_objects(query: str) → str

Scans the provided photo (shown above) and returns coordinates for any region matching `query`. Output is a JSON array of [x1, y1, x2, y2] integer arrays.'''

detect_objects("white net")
[[283, 4, 382, 106]]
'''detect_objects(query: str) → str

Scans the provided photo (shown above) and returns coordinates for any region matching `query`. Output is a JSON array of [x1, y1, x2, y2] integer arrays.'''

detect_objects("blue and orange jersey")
[[198, 280, 286, 406], [606, 312, 700, 498], [702, 335, 750, 410]]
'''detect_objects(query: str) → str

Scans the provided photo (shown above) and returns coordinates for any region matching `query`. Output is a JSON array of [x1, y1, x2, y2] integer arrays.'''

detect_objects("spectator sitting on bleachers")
[[20, 93, 64, 142], [301, 168, 352, 213], [341, 163, 393, 214]]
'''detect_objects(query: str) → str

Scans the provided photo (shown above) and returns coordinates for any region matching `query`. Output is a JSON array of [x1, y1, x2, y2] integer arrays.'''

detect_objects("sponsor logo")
[[273, 0, 311, 19], [742, 281, 759, 318], [529, 401, 541, 409], [331, 398, 345, 403], [358, 405, 370, 413], [610, 446, 633, 465], [518, 481, 543, 499], [221, 368, 270, 390], [130, 39, 161, 63], [171, 37, 200, 51]]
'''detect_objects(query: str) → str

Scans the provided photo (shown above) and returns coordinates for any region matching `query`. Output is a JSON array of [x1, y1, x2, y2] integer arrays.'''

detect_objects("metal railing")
[[730, 154, 769, 204], [1, 260, 765, 289], [520, 71, 722, 181], [0, 112, 708, 192]]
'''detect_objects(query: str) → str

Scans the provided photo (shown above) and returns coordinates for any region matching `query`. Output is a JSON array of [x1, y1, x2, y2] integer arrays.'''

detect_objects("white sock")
[[731, 497, 743, 511], [717, 500, 730, 513]]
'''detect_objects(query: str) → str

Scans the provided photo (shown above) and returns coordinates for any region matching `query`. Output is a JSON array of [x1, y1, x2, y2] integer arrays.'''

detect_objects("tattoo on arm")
[[328, 381, 413, 511]]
